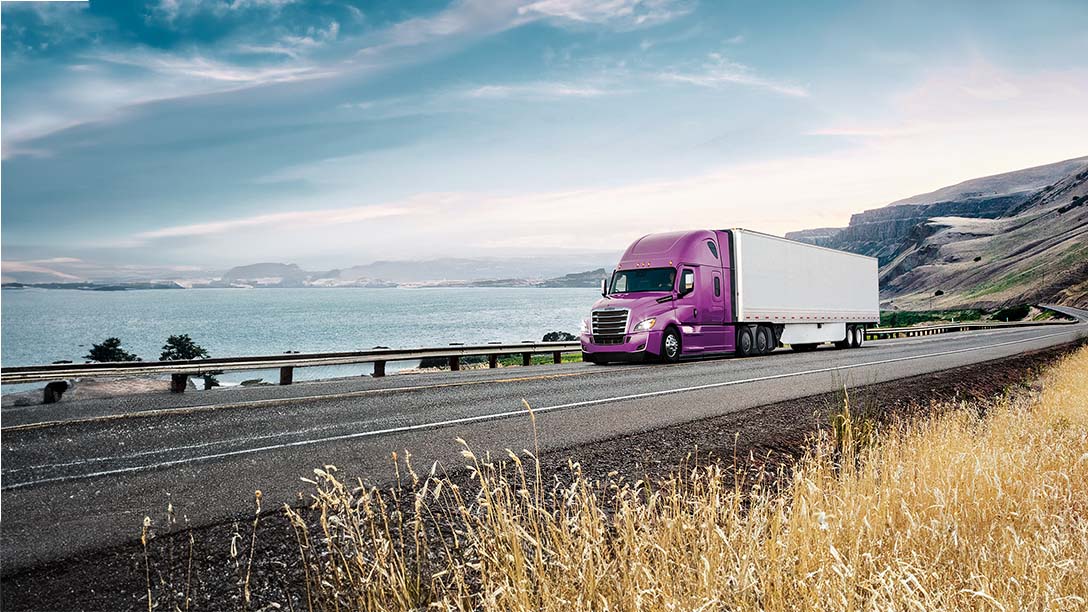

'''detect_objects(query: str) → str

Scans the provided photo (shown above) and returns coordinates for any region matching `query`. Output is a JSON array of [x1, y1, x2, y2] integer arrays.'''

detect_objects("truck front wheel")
[[661, 328, 682, 363]]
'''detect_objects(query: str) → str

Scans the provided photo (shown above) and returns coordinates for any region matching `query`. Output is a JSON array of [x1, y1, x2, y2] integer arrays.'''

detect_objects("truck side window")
[[714, 276, 721, 297], [681, 269, 695, 294], [707, 241, 718, 259]]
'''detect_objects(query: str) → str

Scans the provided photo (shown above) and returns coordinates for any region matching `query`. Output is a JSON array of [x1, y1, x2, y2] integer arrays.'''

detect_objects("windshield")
[[610, 267, 676, 294]]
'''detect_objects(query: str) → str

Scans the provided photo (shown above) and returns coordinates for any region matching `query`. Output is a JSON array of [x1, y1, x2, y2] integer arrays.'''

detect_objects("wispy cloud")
[[463, 81, 613, 99], [91, 49, 330, 84], [148, 0, 299, 25], [518, 0, 692, 28], [658, 53, 809, 97], [135, 204, 411, 241]]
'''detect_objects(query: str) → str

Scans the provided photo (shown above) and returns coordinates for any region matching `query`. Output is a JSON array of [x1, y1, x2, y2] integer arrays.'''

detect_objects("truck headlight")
[[632, 318, 656, 332]]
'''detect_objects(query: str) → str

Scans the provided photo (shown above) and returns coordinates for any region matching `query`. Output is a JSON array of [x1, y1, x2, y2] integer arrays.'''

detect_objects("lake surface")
[[1, 287, 599, 387]]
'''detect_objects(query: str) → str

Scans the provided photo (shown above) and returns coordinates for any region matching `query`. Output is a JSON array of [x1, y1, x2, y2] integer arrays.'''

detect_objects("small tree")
[[934, 289, 944, 297], [160, 335, 219, 389], [160, 335, 210, 360], [85, 337, 139, 362]]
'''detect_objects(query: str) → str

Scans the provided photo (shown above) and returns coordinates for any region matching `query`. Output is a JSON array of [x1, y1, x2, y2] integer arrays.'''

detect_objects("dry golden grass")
[[285, 347, 1088, 611]]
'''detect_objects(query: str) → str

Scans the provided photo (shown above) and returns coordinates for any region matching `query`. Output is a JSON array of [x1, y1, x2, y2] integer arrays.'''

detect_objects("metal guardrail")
[[2, 313, 1078, 401], [864, 318, 1076, 340], [0, 341, 583, 395]]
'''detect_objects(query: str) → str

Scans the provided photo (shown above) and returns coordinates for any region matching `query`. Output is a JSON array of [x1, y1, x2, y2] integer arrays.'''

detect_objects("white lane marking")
[[2, 326, 1083, 491], [0, 364, 648, 432]]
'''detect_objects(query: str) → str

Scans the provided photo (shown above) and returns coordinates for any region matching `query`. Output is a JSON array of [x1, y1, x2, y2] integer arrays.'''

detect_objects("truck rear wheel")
[[855, 327, 865, 348], [737, 326, 755, 357], [661, 327, 682, 363], [757, 325, 775, 355]]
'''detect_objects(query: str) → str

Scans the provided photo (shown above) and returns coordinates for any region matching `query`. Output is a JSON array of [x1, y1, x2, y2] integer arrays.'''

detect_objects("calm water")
[[1, 287, 599, 387]]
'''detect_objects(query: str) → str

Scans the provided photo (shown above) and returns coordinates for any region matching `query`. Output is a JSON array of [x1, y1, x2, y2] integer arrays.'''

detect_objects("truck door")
[[699, 267, 728, 351]]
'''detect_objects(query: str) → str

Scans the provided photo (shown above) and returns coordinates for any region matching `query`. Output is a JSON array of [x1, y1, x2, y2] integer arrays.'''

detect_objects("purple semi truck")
[[580, 229, 880, 363]]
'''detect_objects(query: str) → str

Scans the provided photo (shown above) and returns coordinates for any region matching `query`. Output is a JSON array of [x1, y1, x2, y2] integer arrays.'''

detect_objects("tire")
[[835, 325, 852, 349], [855, 326, 865, 348], [757, 326, 775, 355], [582, 352, 600, 365], [736, 326, 755, 357], [661, 327, 682, 363]]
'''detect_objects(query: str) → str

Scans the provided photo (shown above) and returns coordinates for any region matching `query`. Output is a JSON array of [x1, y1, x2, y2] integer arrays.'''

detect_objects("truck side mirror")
[[679, 269, 695, 296], [600, 278, 608, 297]]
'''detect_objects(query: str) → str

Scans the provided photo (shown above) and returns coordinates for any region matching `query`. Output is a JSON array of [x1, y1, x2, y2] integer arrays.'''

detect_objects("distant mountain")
[[202, 258, 615, 288], [220, 262, 312, 287], [200, 262, 394, 288], [1, 281, 184, 291], [335, 256, 616, 283], [540, 268, 610, 288], [786, 156, 1088, 309]]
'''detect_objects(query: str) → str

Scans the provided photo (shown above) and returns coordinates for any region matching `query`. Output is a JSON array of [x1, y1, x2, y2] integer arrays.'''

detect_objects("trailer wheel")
[[737, 326, 755, 357], [835, 325, 852, 349], [856, 327, 865, 348], [661, 327, 682, 363]]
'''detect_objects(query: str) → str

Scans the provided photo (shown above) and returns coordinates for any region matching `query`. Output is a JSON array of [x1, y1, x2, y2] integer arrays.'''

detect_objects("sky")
[[2, 0, 1087, 280]]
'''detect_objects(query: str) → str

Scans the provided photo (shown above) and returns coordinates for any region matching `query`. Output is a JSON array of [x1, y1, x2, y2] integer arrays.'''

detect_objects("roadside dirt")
[[2, 340, 1083, 612]]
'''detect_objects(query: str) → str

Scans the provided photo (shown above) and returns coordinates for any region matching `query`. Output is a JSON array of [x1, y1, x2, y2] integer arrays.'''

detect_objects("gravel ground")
[[2, 340, 1082, 612]]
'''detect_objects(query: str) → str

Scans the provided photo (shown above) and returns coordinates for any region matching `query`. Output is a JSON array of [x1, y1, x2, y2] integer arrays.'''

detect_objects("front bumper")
[[580, 330, 661, 358]]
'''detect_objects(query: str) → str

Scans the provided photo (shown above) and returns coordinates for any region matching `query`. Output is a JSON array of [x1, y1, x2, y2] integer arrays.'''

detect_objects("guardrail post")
[[522, 353, 531, 366], [488, 355, 498, 368], [449, 356, 460, 371], [170, 374, 188, 394], [279, 366, 294, 386], [372, 361, 386, 377], [553, 351, 562, 364]]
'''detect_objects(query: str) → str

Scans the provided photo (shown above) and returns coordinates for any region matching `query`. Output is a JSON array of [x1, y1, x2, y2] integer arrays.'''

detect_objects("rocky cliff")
[[786, 156, 1088, 309]]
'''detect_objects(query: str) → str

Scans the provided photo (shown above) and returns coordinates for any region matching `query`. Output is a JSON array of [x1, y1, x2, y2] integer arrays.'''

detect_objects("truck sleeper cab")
[[580, 229, 879, 364]]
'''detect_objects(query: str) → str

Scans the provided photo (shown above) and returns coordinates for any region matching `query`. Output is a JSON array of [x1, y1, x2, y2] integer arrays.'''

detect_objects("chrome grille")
[[592, 309, 629, 343]]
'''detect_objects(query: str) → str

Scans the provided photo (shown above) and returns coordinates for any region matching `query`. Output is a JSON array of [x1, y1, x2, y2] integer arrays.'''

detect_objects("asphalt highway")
[[2, 305, 1086, 572]]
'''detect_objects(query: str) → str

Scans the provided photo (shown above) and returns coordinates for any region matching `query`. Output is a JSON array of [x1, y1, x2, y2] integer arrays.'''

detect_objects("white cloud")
[[518, 0, 691, 28], [463, 81, 612, 99], [91, 49, 329, 84], [811, 60, 1088, 146], [657, 54, 809, 97], [135, 204, 412, 241], [148, 0, 299, 24]]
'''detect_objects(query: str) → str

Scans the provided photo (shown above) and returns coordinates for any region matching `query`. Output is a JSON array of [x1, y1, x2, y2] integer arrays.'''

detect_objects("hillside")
[[787, 156, 1088, 309]]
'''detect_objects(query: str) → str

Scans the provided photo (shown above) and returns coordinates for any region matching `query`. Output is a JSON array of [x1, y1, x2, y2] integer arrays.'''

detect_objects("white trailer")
[[730, 229, 879, 349]]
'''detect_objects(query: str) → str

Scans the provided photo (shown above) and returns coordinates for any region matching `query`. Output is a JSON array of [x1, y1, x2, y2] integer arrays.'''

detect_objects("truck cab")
[[581, 230, 733, 363]]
